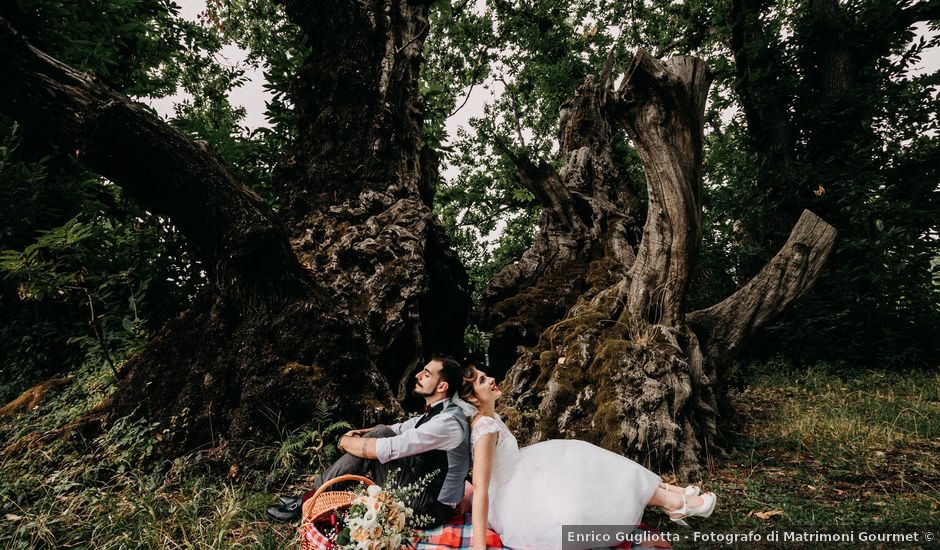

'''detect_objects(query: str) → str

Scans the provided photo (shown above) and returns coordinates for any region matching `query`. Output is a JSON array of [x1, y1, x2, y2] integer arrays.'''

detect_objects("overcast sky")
[[147, 0, 940, 184]]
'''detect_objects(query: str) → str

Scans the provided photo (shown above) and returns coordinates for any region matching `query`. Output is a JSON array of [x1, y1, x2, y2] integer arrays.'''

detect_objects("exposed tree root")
[[0, 375, 76, 417]]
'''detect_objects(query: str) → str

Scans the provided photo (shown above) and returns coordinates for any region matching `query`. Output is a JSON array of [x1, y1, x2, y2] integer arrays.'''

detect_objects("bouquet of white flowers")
[[318, 470, 435, 550]]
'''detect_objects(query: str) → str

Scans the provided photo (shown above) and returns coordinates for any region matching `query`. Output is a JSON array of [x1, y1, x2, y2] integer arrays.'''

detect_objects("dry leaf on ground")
[[749, 510, 785, 520]]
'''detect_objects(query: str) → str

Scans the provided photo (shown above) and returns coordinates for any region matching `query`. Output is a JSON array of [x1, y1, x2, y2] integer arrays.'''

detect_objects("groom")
[[266, 355, 471, 528]]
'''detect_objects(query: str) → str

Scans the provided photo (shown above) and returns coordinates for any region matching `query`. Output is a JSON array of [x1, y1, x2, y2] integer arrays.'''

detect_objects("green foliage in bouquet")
[[332, 470, 438, 550]]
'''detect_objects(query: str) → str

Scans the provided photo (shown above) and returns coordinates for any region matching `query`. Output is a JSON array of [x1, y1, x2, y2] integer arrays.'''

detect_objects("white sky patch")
[[175, 0, 201, 20], [149, 1, 938, 164], [142, 0, 272, 130], [908, 22, 940, 77], [218, 42, 272, 129]]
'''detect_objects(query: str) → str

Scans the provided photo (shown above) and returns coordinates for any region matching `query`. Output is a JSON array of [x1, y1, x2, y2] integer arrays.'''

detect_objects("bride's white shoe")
[[660, 482, 701, 497], [668, 492, 717, 528]]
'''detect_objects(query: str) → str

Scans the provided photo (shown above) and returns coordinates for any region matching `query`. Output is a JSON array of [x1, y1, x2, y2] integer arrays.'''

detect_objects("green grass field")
[[646, 364, 940, 548], [1, 363, 937, 549]]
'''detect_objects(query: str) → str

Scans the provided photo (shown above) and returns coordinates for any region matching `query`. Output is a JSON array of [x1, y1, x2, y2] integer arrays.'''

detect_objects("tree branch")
[[614, 50, 712, 326], [688, 210, 837, 363], [492, 137, 587, 231], [0, 18, 308, 307], [449, 47, 489, 117]]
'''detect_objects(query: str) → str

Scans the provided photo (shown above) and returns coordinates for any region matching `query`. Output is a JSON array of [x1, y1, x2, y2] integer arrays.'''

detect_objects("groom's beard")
[[411, 387, 432, 399]]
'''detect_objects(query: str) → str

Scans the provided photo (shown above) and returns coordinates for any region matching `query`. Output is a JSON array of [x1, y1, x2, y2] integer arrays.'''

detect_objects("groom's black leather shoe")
[[266, 498, 302, 523], [278, 495, 301, 507]]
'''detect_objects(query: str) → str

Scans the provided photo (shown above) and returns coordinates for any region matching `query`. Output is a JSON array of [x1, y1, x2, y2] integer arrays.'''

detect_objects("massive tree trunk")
[[0, 0, 840, 477], [480, 52, 641, 378], [728, 0, 797, 192], [724, 0, 803, 274], [0, 0, 469, 452], [494, 50, 837, 478], [276, 0, 470, 401]]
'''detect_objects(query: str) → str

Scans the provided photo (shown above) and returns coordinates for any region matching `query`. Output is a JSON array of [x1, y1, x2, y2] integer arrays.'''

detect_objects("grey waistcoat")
[[436, 401, 471, 505]]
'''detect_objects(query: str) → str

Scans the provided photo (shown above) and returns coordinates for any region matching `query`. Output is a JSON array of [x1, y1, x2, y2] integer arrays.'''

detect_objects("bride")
[[459, 366, 717, 550]]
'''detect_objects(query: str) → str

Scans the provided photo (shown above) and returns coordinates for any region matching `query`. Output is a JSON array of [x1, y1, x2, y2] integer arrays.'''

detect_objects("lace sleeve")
[[470, 416, 501, 449]]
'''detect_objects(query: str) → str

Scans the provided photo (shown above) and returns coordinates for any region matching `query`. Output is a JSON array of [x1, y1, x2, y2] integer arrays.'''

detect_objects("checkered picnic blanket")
[[299, 481, 672, 550], [414, 514, 672, 550], [302, 514, 671, 550], [414, 513, 509, 549]]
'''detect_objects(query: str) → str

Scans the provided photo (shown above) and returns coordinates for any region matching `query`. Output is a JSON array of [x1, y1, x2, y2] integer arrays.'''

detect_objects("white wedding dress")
[[472, 415, 660, 550]]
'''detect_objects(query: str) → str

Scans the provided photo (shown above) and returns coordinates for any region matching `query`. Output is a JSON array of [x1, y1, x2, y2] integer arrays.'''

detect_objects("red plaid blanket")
[[301, 514, 671, 550], [414, 513, 508, 549], [414, 514, 672, 550]]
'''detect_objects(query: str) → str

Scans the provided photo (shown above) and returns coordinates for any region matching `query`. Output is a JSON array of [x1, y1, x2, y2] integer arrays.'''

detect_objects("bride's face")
[[470, 368, 502, 405]]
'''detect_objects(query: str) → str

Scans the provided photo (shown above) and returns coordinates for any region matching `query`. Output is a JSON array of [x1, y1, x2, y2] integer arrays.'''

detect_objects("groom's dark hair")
[[431, 354, 462, 398]]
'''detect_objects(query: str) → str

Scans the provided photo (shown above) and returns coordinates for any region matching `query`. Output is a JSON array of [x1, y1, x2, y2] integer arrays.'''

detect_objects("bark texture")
[[480, 52, 641, 378], [495, 50, 837, 478], [0, 0, 469, 451], [278, 0, 471, 399], [618, 54, 709, 327]]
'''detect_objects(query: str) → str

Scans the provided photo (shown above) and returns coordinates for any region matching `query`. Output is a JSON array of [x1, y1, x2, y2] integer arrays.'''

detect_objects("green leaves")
[[703, 0, 940, 367], [1, 0, 284, 397], [425, 0, 938, 367], [0, 117, 201, 398]]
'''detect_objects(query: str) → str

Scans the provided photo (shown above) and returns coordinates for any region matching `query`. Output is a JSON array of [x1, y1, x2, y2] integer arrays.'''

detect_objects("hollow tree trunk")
[[480, 52, 641, 378], [0, 0, 469, 452], [496, 50, 837, 479]]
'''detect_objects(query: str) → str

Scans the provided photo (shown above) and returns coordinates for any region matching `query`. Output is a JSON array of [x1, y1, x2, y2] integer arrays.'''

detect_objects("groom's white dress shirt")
[[374, 398, 466, 464]]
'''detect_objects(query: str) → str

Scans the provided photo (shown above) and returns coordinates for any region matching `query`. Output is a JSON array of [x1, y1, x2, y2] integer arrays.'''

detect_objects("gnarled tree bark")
[[480, 52, 641, 378], [277, 0, 470, 400], [0, 0, 469, 452], [496, 50, 836, 478]]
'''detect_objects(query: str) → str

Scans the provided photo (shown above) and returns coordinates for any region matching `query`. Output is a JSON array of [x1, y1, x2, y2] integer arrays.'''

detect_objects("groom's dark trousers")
[[303, 425, 453, 528]]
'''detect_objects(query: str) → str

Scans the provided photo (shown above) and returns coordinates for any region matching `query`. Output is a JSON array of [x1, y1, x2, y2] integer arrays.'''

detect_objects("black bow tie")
[[419, 402, 444, 421], [417, 403, 443, 428]]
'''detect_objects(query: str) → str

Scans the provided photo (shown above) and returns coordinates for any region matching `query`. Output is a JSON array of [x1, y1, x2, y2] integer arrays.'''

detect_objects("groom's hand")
[[338, 427, 372, 450], [338, 428, 366, 449], [338, 432, 377, 459]]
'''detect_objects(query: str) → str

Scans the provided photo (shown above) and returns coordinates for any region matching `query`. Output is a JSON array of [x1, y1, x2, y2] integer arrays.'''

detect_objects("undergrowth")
[[0, 360, 348, 549], [1, 358, 936, 548], [651, 361, 940, 548]]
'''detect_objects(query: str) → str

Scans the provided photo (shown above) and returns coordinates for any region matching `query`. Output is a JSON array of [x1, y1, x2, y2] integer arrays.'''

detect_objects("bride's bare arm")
[[471, 432, 498, 550]]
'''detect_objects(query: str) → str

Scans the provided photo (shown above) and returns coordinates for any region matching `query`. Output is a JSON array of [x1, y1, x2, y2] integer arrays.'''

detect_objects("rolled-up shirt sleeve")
[[374, 414, 464, 464], [385, 421, 401, 435]]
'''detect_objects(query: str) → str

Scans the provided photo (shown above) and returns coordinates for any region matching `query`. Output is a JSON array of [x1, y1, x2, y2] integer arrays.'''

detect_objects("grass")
[[0, 423, 303, 549], [0, 361, 339, 550], [646, 363, 940, 548], [1, 361, 937, 548]]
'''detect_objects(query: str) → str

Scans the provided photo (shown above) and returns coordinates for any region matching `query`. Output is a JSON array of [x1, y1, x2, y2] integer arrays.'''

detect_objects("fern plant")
[[250, 400, 351, 480]]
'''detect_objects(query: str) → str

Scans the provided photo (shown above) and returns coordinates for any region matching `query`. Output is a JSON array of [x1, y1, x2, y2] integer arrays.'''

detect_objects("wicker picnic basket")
[[299, 474, 376, 550]]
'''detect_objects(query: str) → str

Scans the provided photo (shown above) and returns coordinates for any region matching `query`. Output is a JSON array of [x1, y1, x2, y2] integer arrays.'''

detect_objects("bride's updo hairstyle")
[[460, 365, 479, 404]]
